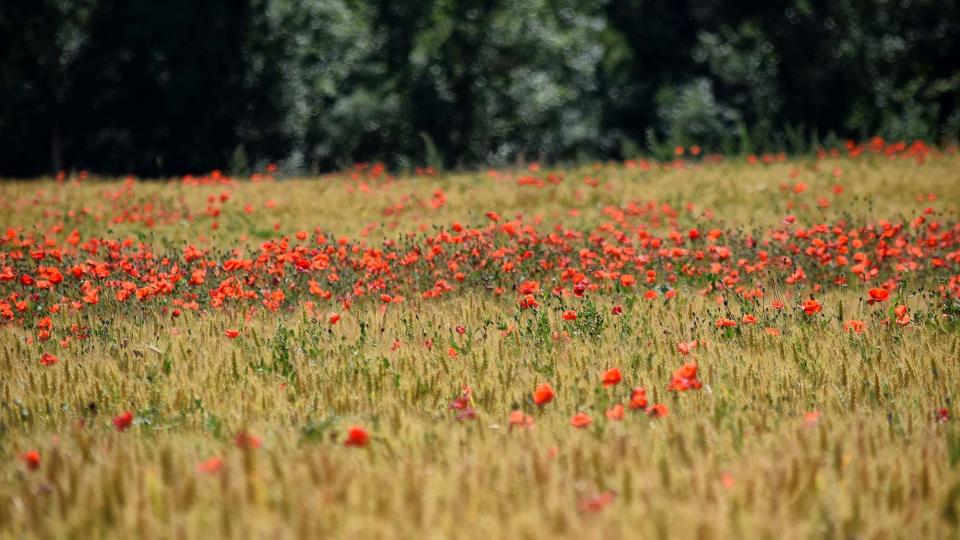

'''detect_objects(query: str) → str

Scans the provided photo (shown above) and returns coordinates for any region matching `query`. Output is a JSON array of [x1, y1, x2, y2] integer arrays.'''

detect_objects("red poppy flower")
[[509, 410, 534, 430], [235, 431, 262, 449], [562, 310, 577, 321], [344, 426, 370, 447], [716, 318, 737, 328], [449, 386, 472, 411], [518, 280, 540, 295], [21, 450, 40, 471], [328, 312, 340, 325], [894, 305, 910, 326], [533, 383, 555, 406], [573, 281, 587, 297], [667, 362, 702, 392], [647, 403, 668, 418], [802, 299, 822, 315], [605, 404, 625, 421], [844, 320, 866, 334], [628, 387, 648, 409], [601, 367, 622, 388], [224, 329, 240, 339], [40, 353, 58, 366], [578, 490, 616, 513], [519, 294, 539, 309], [570, 412, 592, 429], [867, 288, 889, 304], [197, 456, 223, 474], [611, 305, 623, 315], [720, 472, 735, 489], [113, 411, 134, 431], [677, 340, 697, 355]]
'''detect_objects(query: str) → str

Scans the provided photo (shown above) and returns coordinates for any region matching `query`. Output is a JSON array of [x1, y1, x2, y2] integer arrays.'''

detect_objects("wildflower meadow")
[[2, 141, 960, 538]]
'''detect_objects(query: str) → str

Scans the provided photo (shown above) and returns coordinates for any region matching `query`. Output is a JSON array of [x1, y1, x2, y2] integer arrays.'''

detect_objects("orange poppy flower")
[[844, 320, 866, 334], [197, 457, 224, 474], [677, 340, 697, 355], [720, 472, 735, 489], [605, 404, 625, 420], [667, 362, 702, 391], [509, 410, 534, 430], [533, 383, 555, 406], [235, 431, 262, 449], [570, 412, 592, 428], [601, 367, 622, 388], [578, 490, 617, 512]]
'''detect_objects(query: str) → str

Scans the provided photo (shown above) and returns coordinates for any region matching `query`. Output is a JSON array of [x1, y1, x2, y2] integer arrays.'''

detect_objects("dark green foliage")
[[0, 0, 958, 177]]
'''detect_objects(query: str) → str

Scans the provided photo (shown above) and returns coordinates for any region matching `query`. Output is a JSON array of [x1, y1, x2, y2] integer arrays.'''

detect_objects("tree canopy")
[[1, 0, 958, 177]]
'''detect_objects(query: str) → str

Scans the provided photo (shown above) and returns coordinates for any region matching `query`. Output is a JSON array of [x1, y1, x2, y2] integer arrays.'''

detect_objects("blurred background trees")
[[1, 0, 958, 177]]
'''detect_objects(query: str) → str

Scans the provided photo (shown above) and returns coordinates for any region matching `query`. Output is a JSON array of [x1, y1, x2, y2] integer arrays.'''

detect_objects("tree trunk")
[[50, 123, 63, 174]]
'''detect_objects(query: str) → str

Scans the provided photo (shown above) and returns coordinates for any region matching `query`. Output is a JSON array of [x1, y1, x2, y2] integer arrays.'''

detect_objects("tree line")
[[1, 0, 958, 177]]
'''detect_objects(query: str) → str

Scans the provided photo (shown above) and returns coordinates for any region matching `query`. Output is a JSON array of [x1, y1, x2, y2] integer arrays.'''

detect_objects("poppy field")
[[2, 141, 960, 538]]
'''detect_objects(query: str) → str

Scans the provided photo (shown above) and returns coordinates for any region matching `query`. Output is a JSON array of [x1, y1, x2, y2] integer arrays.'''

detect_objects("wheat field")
[[2, 146, 960, 538]]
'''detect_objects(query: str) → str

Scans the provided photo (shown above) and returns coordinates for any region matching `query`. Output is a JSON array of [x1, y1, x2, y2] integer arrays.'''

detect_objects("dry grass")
[[1, 154, 960, 539]]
